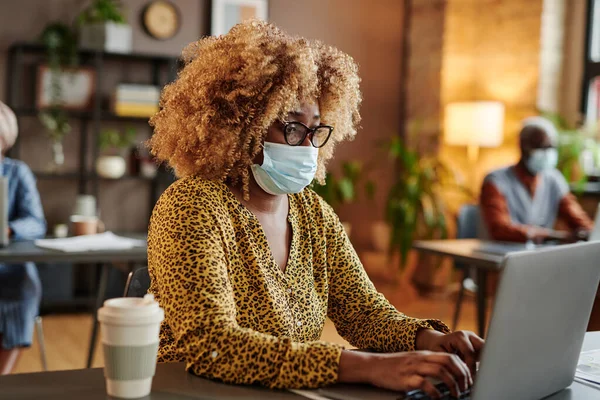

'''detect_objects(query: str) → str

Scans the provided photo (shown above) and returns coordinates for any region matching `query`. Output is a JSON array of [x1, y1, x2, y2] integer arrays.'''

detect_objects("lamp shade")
[[444, 101, 505, 148]]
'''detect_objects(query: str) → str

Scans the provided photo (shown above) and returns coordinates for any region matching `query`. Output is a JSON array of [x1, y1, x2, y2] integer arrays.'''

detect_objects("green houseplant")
[[38, 109, 71, 171], [310, 161, 375, 236], [541, 111, 600, 190], [99, 127, 136, 154], [77, 0, 126, 25], [383, 136, 472, 268], [77, 0, 131, 53], [311, 161, 375, 211], [96, 127, 136, 178], [38, 22, 79, 171]]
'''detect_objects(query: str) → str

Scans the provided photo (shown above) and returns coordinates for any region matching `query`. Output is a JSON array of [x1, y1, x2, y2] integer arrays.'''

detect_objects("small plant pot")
[[79, 22, 132, 53], [96, 155, 126, 179]]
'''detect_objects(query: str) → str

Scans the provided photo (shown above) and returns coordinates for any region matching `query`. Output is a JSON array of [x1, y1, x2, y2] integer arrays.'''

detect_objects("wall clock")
[[142, 1, 181, 40]]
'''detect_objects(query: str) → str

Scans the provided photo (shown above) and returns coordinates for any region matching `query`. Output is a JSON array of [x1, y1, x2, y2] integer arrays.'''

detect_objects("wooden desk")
[[413, 239, 600, 336], [412, 239, 504, 270], [412, 239, 507, 337], [2, 332, 599, 399]]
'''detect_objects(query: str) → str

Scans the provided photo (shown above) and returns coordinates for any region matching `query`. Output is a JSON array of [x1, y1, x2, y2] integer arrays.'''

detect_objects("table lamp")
[[444, 101, 505, 190]]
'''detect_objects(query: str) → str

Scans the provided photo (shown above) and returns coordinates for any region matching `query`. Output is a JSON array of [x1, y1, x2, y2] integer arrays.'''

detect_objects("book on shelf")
[[586, 77, 600, 127], [112, 83, 160, 117], [114, 103, 159, 117], [115, 84, 160, 102]]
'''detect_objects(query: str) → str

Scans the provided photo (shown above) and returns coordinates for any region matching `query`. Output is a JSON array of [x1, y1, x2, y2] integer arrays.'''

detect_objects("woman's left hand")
[[416, 329, 484, 375]]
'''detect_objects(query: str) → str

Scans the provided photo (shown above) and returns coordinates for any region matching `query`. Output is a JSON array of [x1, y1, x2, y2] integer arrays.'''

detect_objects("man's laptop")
[[476, 203, 600, 256], [316, 241, 600, 400]]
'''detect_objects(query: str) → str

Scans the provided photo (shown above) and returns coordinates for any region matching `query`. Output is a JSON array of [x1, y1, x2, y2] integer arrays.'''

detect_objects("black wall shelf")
[[34, 172, 81, 180], [9, 42, 180, 64], [4, 41, 184, 313], [13, 107, 153, 123], [33, 172, 158, 182], [5, 41, 180, 221]]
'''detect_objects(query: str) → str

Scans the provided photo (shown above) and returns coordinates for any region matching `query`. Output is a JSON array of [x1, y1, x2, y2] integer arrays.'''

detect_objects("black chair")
[[452, 204, 481, 330], [123, 267, 151, 297]]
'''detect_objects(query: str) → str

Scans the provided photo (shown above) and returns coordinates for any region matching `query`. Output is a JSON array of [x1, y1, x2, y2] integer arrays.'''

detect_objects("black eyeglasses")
[[280, 120, 334, 148]]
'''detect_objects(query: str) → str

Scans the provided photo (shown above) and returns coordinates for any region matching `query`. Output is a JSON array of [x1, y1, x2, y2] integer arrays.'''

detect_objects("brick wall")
[[561, 0, 587, 125], [439, 0, 545, 194], [537, 0, 567, 114], [537, 0, 587, 125], [405, 0, 446, 154]]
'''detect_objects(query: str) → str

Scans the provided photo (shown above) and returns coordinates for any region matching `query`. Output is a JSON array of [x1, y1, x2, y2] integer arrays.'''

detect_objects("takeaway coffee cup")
[[98, 294, 164, 399]]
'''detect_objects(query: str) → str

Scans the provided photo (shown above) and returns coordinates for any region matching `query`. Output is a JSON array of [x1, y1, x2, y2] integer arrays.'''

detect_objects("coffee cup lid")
[[98, 294, 164, 326]]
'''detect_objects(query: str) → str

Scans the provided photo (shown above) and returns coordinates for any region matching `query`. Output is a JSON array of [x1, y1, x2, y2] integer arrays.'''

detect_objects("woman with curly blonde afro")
[[147, 20, 481, 396]]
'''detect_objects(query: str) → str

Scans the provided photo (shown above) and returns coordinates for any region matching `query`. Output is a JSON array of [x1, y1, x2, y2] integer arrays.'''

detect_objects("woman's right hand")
[[338, 350, 472, 399]]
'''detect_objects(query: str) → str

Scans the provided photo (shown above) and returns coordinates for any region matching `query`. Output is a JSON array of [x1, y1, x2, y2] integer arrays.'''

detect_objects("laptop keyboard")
[[399, 383, 471, 399]]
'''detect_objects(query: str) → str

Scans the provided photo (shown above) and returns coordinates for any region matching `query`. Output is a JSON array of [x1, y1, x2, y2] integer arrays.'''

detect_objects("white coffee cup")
[[98, 294, 164, 399], [73, 194, 97, 217]]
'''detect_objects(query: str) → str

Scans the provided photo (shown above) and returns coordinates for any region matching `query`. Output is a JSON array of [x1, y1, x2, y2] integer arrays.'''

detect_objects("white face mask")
[[526, 148, 558, 174], [251, 142, 319, 195]]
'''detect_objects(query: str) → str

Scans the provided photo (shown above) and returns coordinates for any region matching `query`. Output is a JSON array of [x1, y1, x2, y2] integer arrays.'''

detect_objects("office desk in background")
[[0, 235, 148, 369], [0, 234, 147, 264], [413, 239, 600, 337], [412, 239, 506, 337], [2, 332, 599, 400]]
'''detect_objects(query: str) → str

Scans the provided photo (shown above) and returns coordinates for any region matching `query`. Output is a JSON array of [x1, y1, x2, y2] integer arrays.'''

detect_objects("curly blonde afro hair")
[[148, 20, 362, 197]]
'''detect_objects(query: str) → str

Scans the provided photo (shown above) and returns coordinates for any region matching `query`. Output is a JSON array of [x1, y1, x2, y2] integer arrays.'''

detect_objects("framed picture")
[[36, 65, 96, 110], [211, 0, 268, 36]]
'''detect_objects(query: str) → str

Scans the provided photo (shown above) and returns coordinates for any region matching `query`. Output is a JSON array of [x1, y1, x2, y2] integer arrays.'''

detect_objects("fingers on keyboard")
[[400, 383, 471, 399]]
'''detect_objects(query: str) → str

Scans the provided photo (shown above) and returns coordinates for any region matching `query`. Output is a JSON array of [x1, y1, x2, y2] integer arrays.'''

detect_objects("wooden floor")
[[13, 279, 480, 374]]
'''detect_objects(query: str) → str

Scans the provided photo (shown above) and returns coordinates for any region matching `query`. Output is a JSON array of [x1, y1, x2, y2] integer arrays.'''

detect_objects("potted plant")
[[96, 127, 136, 178], [38, 23, 79, 171], [541, 111, 600, 190], [310, 161, 374, 237], [77, 0, 132, 54], [380, 136, 472, 269], [38, 109, 71, 171]]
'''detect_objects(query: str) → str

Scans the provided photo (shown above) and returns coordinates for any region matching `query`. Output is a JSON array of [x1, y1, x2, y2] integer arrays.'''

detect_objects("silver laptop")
[[318, 241, 600, 400]]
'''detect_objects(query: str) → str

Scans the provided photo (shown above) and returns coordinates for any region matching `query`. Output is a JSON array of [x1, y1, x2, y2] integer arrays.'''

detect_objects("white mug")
[[73, 195, 97, 218]]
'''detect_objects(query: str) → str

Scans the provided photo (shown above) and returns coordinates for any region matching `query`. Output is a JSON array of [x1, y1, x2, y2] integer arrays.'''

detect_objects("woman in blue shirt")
[[0, 101, 46, 374]]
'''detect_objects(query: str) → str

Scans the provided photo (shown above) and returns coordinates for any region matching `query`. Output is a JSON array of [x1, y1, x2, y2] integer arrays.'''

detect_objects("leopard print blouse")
[[147, 176, 449, 389]]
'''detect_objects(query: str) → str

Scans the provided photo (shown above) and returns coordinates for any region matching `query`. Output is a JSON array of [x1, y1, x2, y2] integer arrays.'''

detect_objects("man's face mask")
[[526, 148, 558, 174]]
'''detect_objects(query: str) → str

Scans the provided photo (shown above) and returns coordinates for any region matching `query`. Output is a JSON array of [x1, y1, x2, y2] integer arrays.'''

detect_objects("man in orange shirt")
[[480, 117, 593, 243]]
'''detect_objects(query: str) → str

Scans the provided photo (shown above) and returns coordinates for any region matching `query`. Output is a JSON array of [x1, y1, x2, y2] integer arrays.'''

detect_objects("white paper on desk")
[[575, 349, 600, 385], [35, 232, 146, 252]]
